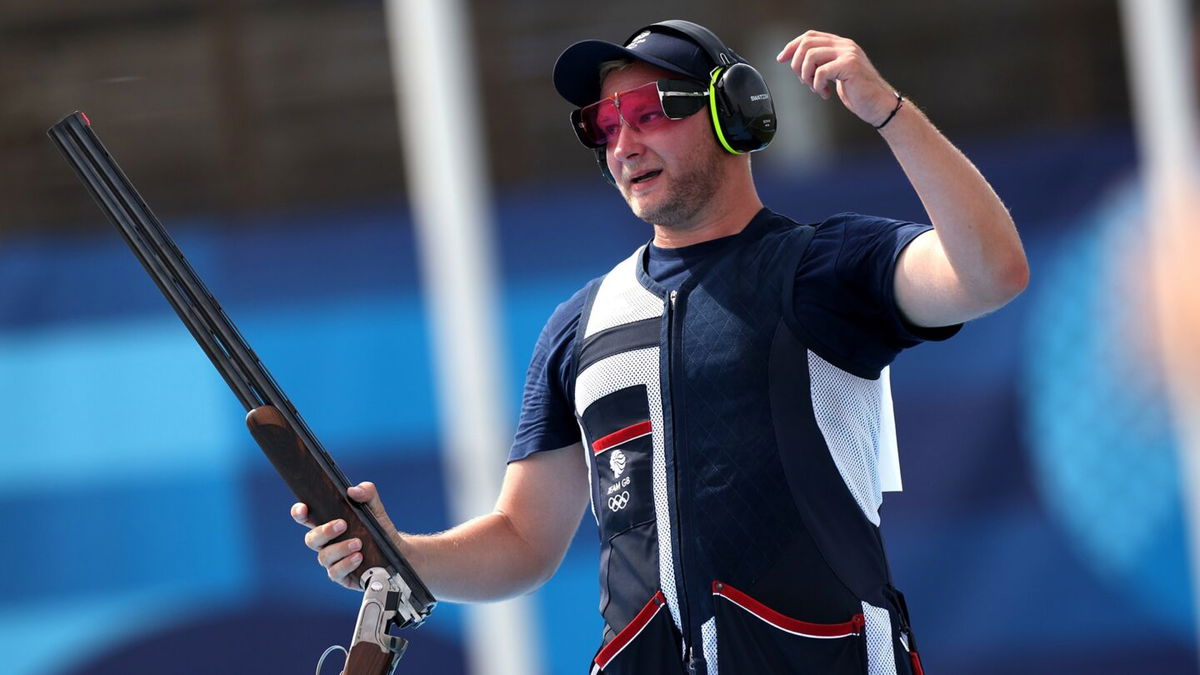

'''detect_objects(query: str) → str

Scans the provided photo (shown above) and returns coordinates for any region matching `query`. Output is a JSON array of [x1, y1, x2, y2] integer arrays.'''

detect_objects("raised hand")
[[776, 30, 900, 127]]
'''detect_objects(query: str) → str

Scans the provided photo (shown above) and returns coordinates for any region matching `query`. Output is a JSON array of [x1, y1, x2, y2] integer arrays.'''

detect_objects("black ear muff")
[[709, 62, 776, 154], [645, 19, 777, 155]]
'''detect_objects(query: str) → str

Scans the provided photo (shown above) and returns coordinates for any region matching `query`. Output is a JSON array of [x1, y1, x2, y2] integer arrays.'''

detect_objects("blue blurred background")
[[1, 1, 1198, 673]]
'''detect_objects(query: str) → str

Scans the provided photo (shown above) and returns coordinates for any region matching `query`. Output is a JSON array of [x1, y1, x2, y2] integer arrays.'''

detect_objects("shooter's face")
[[600, 63, 725, 229]]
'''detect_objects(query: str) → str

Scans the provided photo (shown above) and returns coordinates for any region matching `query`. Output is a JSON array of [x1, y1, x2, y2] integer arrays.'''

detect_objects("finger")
[[304, 518, 347, 551], [317, 537, 363, 569], [349, 481, 391, 523], [812, 63, 840, 99], [327, 550, 364, 587], [776, 35, 803, 63], [799, 47, 839, 89], [800, 30, 841, 42], [346, 481, 377, 504], [798, 31, 840, 50], [776, 31, 835, 63], [790, 44, 828, 87], [291, 502, 314, 528]]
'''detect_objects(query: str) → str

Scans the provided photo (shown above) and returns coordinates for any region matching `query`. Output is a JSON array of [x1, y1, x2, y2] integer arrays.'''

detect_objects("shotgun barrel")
[[46, 112, 436, 644]]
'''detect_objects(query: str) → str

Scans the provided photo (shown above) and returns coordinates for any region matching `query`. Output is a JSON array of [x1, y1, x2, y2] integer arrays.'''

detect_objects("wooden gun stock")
[[246, 405, 392, 578], [345, 641, 401, 675]]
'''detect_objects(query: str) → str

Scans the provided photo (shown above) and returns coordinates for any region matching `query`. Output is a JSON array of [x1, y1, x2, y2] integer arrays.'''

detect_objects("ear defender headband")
[[639, 20, 777, 155]]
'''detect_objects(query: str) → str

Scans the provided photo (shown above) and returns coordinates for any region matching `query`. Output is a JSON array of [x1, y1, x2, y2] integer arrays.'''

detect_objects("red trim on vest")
[[713, 581, 865, 638], [910, 651, 926, 675], [592, 420, 652, 454], [593, 591, 667, 668]]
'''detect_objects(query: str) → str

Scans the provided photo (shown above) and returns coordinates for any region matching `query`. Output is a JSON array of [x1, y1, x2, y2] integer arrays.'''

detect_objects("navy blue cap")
[[553, 27, 717, 108]]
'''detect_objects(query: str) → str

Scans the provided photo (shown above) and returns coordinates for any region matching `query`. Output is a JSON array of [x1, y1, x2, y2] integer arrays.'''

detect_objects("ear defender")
[[707, 62, 776, 154], [646, 19, 777, 155]]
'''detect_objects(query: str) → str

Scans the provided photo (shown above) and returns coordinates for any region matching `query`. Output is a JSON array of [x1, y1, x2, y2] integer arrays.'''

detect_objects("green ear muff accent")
[[708, 67, 741, 155]]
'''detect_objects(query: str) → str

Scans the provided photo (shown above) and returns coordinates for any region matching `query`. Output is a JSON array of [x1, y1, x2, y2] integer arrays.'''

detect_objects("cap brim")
[[553, 39, 700, 108]]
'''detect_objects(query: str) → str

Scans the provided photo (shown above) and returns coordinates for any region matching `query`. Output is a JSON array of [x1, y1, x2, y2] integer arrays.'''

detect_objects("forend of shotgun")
[[246, 405, 393, 578]]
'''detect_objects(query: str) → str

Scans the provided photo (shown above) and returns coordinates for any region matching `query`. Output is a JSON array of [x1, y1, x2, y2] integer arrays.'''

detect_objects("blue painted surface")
[[1022, 178, 1194, 636]]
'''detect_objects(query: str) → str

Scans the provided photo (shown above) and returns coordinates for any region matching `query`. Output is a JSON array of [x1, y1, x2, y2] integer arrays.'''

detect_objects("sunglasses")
[[571, 79, 710, 148]]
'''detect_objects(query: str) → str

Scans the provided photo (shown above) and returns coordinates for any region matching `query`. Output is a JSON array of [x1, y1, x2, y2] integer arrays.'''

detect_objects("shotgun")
[[47, 111, 435, 675]]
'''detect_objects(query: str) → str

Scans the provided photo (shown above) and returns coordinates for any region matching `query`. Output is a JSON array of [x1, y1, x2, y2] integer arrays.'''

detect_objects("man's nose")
[[610, 117, 643, 161]]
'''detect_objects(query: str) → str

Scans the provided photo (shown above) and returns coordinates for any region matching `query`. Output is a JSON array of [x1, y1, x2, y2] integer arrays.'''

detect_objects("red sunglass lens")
[[578, 83, 665, 145], [581, 100, 621, 145]]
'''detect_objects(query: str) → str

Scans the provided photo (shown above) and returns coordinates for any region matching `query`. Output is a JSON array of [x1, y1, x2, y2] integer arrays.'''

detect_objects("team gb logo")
[[610, 449, 627, 478]]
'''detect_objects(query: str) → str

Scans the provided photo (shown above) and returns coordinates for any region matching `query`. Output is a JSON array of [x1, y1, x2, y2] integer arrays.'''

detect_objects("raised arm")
[[293, 442, 590, 602], [777, 30, 1029, 327]]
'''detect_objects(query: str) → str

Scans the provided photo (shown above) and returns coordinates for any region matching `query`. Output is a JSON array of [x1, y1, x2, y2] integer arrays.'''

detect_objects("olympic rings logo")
[[608, 491, 630, 512]]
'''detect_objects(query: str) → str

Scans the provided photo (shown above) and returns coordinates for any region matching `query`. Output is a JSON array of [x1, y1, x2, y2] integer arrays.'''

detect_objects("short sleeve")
[[506, 283, 594, 463], [791, 212, 961, 377]]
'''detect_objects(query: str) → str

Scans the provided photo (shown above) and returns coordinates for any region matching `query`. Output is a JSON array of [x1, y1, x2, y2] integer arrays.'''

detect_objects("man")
[[294, 20, 1027, 674]]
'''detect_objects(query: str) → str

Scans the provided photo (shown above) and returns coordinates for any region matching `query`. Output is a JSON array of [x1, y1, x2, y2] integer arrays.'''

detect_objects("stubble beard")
[[625, 145, 725, 231]]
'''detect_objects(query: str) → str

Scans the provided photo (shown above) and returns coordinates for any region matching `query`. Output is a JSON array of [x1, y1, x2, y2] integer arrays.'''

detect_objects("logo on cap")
[[626, 31, 651, 50]]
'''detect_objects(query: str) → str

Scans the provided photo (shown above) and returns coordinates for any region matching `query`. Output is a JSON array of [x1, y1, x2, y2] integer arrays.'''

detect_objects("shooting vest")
[[573, 212, 923, 675]]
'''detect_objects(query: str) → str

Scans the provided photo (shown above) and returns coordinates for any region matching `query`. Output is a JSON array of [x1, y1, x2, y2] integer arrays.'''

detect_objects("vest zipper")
[[666, 289, 697, 664]]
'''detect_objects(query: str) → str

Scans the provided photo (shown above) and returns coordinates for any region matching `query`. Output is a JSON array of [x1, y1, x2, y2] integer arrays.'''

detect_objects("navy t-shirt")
[[507, 209, 958, 463]]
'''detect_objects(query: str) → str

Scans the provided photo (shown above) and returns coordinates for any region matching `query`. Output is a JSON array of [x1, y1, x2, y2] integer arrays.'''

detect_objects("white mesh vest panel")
[[862, 601, 898, 674], [575, 248, 680, 631], [807, 351, 902, 527], [583, 249, 662, 339]]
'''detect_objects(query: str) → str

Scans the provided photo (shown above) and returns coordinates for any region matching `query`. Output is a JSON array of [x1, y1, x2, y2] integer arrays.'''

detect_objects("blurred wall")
[[2, 0, 1125, 236]]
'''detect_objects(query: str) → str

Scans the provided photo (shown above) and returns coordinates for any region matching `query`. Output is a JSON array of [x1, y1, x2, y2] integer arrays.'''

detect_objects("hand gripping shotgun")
[[48, 112, 435, 675]]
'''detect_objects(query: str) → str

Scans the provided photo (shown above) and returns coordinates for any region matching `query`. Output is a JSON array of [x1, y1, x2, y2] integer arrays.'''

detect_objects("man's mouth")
[[629, 169, 662, 185]]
